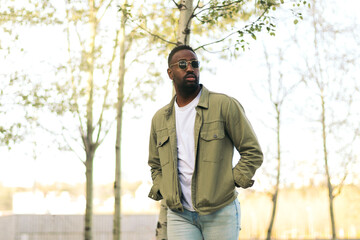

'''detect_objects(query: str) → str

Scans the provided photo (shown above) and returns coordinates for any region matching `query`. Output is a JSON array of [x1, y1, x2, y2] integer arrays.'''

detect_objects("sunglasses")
[[169, 60, 200, 70]]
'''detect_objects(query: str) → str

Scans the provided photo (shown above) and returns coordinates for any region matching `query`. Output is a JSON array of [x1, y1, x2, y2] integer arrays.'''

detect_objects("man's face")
[[167, 49, 200, 95]]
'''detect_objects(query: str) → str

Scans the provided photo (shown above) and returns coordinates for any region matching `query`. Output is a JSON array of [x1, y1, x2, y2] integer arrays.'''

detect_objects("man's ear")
[[167, 68, 173, 80]]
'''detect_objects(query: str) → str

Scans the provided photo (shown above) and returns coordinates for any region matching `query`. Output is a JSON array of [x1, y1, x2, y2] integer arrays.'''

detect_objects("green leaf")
[[294, 19, 299, 24]]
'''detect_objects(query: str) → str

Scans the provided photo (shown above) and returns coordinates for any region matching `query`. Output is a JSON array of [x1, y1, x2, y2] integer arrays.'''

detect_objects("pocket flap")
[[200, 129, 225, 141], [157, 135, 169, 147]]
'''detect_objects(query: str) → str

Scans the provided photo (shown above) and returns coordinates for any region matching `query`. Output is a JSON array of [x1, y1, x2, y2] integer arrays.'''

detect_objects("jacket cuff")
[[148, 184, 163, 201], [234, 172, 254, 188]]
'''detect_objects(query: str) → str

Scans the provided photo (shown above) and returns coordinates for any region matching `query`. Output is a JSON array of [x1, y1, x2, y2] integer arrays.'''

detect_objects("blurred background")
[[0, 0, 359, 239]]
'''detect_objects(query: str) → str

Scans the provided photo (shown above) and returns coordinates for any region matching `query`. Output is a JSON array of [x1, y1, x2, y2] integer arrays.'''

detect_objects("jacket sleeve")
[[148, 117, 163, 201], [226, 98, 263, 188]]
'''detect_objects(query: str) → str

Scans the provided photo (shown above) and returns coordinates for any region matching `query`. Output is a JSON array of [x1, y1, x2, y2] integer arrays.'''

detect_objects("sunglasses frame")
[[169, 60, 200, 70]]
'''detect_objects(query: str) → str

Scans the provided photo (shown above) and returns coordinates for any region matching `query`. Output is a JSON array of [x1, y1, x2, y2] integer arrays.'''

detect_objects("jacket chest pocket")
[[199, 121, 226, 163], [157, 135, 171, 166], [200, 129, 225, 141]]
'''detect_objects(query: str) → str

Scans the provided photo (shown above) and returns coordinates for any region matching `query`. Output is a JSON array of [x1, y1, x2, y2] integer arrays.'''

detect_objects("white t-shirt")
[[174, 90, 202, 211]]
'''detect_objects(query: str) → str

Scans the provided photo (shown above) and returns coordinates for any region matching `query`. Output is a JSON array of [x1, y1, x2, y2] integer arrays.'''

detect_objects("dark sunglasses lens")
[[178, 61, 187, 69], [191, 61, 199, 68]]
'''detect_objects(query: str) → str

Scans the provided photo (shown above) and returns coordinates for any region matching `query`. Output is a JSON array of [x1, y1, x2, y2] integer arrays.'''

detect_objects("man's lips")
[[185, 74, 196, 81]]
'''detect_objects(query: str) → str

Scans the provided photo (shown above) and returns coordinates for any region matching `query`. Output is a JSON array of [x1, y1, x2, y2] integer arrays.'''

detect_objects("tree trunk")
[[84, 1, 97, 239], [85, 147, 95, 240], [321, 93, 336, 240], [177, 0, 194, 45], [266, 106, 281, 240], [156, 2, 195, 238], [311, 1, 336, 237], [113, 1, 127, 239], [156, 1, 196, 238], [156, 200, 168, 240]]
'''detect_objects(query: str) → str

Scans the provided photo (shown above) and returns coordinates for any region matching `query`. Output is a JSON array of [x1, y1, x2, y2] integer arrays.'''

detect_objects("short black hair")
[[168, 45, 197, 67]]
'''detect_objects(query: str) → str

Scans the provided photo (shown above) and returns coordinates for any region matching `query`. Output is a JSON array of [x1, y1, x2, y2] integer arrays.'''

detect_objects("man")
[[148, 45, 263, 240]]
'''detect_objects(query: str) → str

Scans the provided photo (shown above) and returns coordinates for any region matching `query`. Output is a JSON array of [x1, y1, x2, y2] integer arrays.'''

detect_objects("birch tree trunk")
[[84, 144, 96, 240], [156, 200, 168, 240], [113, 1, 127, 239], [113, 16, 125, 240], [266, 106, 281, 240], [262, 46, 292, 240], [84, 1, 98, 239], [156, 1, 194, 239], [311, 1, 336, 237], [177, 0, 194, 45], [321, 92, 336, 240]]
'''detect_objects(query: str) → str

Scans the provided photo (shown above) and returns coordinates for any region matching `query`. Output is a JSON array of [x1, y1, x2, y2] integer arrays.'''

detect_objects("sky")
[[1, 0, 359, 190]]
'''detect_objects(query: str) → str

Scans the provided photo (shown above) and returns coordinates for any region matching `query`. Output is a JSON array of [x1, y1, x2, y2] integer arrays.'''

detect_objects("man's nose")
[[185, 62, 194, 72]]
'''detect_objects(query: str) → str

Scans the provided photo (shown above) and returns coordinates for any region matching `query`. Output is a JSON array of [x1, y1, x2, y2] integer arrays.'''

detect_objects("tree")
[[113, 15, 124, 240], [2, 2, 123, 238], [113, 1, 127, 239], [60, 1, 121, 239], [261, 45, 301, 240], [112, 1, 169, 239], [295, 0, 360, 238]]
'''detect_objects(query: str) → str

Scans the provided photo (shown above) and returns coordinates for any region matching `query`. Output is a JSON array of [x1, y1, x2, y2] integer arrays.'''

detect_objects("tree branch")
[[195, 30, 238, 51], [95, 29, 120, 144], [65, 2, 85, 140], [97, 0, 114, 23], [171, 0, 180, 8], [193, 0, 244, 18], [130, 20, 177, 45], [195, 6, 270, 51], [96, 119, 115, 147]]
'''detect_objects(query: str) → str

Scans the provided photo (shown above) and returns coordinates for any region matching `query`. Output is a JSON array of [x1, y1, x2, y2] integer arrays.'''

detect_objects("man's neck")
[[175, 86, 201, 107]]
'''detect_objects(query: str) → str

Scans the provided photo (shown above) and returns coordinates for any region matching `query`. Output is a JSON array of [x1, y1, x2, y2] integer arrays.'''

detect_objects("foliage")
[[0, 0, 61, 25], [0, 67, 43, 147], [125, 0, 308, 57], [0, 0, 61, 147]]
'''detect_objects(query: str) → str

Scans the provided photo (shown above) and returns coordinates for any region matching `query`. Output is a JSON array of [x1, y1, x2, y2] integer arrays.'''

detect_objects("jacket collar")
[[164, 84, 209, 118], [197, 85, 209, 109]]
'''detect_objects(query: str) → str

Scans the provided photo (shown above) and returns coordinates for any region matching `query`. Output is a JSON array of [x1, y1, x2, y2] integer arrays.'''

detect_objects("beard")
[[177, 74, 200, 96]]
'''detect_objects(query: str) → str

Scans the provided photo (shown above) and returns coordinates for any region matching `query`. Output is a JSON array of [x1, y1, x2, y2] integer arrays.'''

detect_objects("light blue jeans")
[[167, 199, 241, 240]]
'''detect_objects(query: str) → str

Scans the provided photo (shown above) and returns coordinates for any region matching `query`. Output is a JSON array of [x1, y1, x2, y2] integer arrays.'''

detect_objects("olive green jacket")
[[148, 85, 263, 215]]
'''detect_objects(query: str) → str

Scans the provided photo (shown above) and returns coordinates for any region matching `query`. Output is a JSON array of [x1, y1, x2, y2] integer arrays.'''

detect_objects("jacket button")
[[159, 142, 162, 145], [213, 134, 217, 138]]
